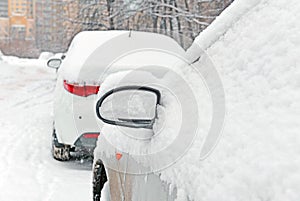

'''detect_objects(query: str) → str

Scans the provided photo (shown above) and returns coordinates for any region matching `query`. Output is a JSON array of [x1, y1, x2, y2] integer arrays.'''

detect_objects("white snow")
[[94, 56, 212, 198], [160, 0, 300, 200], [60, 31, 127, 79], [1, 54, 50, 70], [186, 0, 262, 62], [39, 52, 55, 60], [95, 70, 176, 157], [1, 0, 300, 199], [0, 62, 94, 201], [59, 31, 185, 84]]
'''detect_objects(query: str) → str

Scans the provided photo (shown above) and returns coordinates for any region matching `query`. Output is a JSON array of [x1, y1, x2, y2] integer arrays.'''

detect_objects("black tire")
[[93, 160, 108, 201], [52, 129, 71, 161]]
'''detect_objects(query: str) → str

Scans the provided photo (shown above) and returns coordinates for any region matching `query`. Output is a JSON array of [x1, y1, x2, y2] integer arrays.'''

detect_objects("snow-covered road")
[[0, 62, 93, 201]]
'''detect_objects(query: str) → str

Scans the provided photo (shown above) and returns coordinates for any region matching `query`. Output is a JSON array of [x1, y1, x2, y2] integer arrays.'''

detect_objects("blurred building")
[[50, 0, 65, 52], [35, 0, 67, 53], [0, 0, 38, 57], [63, 0, 81, 48], [0, 1, 9, 40], [35, 0, 53, 51], [8, 0, 35, 40], [0, 1, 8, 17]]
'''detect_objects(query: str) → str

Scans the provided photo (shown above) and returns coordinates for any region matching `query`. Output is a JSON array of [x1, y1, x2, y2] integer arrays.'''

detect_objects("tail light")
[[83, 133, 100, 139], [63, 80, 100, 97]]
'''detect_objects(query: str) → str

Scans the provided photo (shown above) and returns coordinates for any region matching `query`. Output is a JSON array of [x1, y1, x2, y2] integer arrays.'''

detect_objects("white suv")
[[47, 30, 185, 161]]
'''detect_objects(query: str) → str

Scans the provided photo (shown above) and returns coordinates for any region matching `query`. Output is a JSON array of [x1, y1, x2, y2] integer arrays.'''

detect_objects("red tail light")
[[63, 80, 100, 97], [83, 133, 100, 139]]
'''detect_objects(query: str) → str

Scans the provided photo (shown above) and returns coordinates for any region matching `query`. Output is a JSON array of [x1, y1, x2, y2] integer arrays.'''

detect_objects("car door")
[[95, 86, 177, 201]]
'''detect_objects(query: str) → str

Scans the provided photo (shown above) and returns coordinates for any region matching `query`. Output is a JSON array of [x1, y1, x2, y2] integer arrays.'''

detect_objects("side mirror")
[[96, 86, 161, 129], [47, 58, 62, 69]]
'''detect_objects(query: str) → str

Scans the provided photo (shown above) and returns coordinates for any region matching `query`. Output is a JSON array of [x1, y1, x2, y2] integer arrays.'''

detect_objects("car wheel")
[[52, 129, 71, 161], [93, 160, 107, 201]]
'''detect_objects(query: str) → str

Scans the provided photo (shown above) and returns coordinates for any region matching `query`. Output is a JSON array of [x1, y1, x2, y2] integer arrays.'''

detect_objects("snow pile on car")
[[59, 31, 127, 82], [186, 0, 261, 61], [95, 61, 212, 166], [59, 31, 186, 84], [94, 0, 300, 199], [93, 44, 215, 186], [159, 0, 300, 200]]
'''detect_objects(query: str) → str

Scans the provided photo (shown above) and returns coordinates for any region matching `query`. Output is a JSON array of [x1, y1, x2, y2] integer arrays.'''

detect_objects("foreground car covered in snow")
[[93, 84, 169, 201], [92, 72, 180, 201], [90, 39, 206, 200]]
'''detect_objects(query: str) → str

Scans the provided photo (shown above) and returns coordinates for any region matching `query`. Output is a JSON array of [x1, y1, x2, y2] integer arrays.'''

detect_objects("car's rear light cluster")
[[83, 133, 100, 139], [63, 80, 100, 97]]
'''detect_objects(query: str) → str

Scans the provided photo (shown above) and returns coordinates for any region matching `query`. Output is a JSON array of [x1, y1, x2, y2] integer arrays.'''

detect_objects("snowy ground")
[[0, 61, 93, 201]]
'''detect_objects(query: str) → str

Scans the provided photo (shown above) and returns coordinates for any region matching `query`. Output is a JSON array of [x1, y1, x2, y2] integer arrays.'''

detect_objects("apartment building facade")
[[0, 1, 9, 40], [8, 0, 35, 40]]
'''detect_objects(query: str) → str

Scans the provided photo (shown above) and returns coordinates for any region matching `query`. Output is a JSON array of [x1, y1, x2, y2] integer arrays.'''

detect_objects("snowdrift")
[[161, 0, 300, 200]]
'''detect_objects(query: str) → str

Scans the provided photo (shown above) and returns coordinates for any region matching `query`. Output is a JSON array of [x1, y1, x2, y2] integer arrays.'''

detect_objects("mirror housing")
[[47, 58, 62, 69], [96, 86, 161, 129]]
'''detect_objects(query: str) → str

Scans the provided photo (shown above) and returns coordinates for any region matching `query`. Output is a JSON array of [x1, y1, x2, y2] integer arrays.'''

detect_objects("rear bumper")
[[73, 132, 100, 155]]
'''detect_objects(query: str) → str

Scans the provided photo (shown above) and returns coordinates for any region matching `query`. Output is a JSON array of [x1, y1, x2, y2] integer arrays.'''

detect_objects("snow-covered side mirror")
[[47, 58, 62, 69], [96, 86, 161, 129]]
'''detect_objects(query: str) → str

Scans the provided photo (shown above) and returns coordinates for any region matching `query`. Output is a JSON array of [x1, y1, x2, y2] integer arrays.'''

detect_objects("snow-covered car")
[[90, 42, 204, 200], [93, 83, 167, 201], [47, 30, 186, 161]]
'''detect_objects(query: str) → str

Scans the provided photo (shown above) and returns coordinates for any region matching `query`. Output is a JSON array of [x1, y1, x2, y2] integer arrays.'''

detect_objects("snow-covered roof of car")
[[60, 31, 186, 83], [67, 31, 127, 60]]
